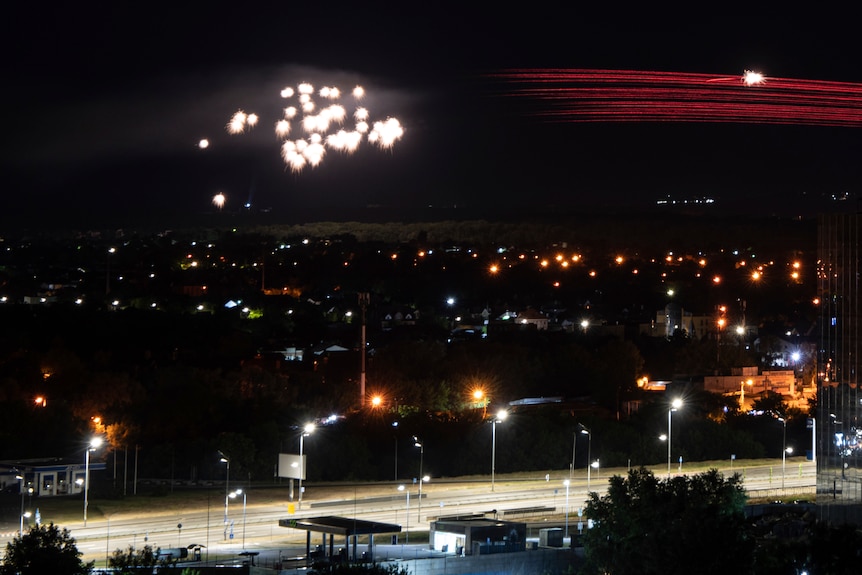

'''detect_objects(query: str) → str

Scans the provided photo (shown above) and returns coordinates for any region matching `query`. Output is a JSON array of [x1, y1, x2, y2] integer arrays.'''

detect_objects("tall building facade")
[[817, 213, 862, 518]]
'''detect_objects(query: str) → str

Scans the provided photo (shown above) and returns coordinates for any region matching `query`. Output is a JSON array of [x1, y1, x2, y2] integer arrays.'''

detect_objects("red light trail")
[[491, 69, 862, 127]]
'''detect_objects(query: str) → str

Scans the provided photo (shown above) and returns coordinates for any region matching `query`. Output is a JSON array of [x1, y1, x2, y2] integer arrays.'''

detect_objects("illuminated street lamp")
[[228, 489, 247, 549], [563, 479, 571, 540], [667, 398, 683, 479], [20, 511, 32, 536], [491, 410, 507, 492], [218, 451, 230, 532], [579, 424, 592, 491], [472, 389, 487, 416], [84, 436, 104, 526], [106, 247, 116, 295], [299, 423, 315, 509], [15, 473, 27, 536], [397, 485, 410, 544], [777, 416, 792, 489], [413, 436, 427, 522]]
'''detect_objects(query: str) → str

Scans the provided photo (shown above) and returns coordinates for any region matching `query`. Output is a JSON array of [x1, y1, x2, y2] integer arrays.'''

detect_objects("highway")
[[4, 459, 817, 569]]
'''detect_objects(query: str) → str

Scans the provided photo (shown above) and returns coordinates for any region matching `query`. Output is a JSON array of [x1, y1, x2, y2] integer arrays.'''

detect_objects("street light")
[[413, 436, 425, 522], [397, 484, 410, 544], [218, 451, 230, 532], [830, 413, 846, 480], [15, 472, 30, 536], [225, 489, 235, 540], [472, 389, 487, 417], [84, 436, 104, 526], [579, 424, 592, 491], [20, 511, 32, 536], [667, 398, 683, 479], [777, 416, 791, 489], [15, 473, 26, 536], [106, 247, 116, 295], [228, 489, 247, 549], [392, 421, 399, 481], [299, 423, 315, 509], [563, 479, 571, 541], [491, 410, 507, 492]]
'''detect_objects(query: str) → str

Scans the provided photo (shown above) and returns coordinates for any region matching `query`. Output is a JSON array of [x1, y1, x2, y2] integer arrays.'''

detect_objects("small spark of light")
[[227, 110, 248, 134], [275, 119, 291, 138], [213, 193, 226, 209], [198, 139, 209, 149], [743, 70, 765, 86]]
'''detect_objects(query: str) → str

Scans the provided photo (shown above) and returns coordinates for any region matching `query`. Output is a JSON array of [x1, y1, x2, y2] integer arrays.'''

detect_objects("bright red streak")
[[491, 69, 862, 127]]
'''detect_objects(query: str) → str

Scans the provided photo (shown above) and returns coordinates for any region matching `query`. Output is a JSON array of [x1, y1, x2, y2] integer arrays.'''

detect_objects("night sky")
[[3, 3, 860, 230]]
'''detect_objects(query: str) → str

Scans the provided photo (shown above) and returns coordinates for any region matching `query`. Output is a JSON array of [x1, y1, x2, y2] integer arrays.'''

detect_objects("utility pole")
[[358, 292, 369, 407]]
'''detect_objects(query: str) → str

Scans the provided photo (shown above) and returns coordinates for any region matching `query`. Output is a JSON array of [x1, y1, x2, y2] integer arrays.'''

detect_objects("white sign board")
[[277, 453, 305, 480]]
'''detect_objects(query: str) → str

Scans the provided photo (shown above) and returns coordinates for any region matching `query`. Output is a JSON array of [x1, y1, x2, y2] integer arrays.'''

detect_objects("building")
[[817, 212, 862, 519], [515, 308, 549, 331], [1, 459, 106, 497], [703, 368, 813, 411], [429, 517, 526, 555]]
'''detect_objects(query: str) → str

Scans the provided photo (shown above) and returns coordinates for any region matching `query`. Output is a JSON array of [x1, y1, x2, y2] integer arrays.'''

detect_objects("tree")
[[1, 523, 94, 575], [581, 467, 754, 575], [109, 544, 163, 573]]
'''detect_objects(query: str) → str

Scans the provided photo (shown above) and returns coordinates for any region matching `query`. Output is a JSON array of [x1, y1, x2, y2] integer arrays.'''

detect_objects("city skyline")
[[2, 3, 860, 229]]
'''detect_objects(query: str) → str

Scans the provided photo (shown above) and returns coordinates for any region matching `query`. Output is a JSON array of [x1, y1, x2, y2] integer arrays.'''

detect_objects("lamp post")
[[84, 436, 103, 526], [218, 451, 230, 533], [299, 423, 315, 509], [830, 413, 846, 480], [491, 410, 507, 492], [579, 425, 592, 492], [229, 489, 247, 549], [397, 485, 410, 544], [563, 479, 570, 541], [667, 398, 683, 479], [20, 511, 32, 537], [413, 436, 424, 522], [570, 432, 577, 479], [393, 421, 399, 481], [106, 247, 115, 295], [778, 416, 788, 489], [15, 473, 26, 536]]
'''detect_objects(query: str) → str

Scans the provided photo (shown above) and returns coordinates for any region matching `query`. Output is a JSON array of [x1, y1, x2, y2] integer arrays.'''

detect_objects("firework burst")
[[224, 81, 404, 172]]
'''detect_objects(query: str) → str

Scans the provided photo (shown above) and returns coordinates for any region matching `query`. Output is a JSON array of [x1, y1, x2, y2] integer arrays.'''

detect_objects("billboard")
[[278, 453, 305, 480]]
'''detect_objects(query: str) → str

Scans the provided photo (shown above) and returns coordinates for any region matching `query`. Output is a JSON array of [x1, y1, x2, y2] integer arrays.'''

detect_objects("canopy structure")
[[278, 516, 401, 563]]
